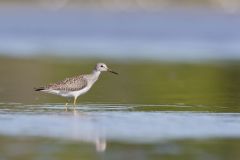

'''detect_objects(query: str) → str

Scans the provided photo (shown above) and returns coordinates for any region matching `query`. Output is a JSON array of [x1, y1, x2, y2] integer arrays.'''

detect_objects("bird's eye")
[[101, 65, 103, 67]]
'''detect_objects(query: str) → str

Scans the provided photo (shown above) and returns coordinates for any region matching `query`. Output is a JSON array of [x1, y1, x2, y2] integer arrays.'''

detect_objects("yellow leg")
[[65, 102, 68, 111], [73, 97, 77, 110]]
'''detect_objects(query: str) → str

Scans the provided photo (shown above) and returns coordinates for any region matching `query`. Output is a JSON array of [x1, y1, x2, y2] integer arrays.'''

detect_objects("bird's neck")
[[91, 69, 101, 82]]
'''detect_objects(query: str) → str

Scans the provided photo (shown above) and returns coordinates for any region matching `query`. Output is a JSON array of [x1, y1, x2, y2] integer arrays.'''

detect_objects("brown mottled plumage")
[[36, 75, 88, 92]]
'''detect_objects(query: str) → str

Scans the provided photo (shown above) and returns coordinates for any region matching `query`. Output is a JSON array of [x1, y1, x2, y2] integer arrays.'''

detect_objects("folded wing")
[[35, 75, 88, 92]]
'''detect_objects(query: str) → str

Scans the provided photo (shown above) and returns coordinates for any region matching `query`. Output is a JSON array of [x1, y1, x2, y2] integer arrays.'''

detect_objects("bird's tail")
[[34, 87, 45, 91]]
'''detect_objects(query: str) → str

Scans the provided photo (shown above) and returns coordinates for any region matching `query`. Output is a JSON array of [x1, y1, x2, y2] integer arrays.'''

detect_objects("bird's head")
[[95, 63, 118, 74]]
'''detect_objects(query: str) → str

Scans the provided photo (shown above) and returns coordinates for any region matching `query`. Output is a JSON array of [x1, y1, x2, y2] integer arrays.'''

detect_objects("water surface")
[[0, 103, 240, 160]]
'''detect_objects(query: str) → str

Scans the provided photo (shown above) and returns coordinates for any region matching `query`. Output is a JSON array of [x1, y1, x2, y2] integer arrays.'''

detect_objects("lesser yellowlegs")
[[35, 63, 118, 110]]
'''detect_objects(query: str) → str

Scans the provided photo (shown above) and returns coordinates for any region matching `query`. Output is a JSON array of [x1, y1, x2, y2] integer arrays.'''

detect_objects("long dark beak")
[[108, 68, 118, 75]]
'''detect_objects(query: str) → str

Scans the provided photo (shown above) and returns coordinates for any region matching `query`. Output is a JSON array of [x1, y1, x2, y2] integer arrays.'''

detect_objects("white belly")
[[68, 86, 91, 98], [43, 86, 92, 98]]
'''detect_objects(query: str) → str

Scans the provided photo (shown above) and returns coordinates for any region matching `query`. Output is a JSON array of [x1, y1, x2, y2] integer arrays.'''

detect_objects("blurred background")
[[1, 0, 240, 60], [0, 0, 239, 107], [0, 1, 240, 160]]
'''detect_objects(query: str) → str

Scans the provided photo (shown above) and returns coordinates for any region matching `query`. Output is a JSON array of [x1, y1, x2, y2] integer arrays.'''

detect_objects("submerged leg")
[[65, 102, 68, 111], [65, 98, 70, 111]]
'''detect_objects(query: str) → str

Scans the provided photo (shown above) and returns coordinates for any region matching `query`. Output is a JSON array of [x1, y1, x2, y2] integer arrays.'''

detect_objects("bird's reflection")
[[72, 109, 107, 152], [95, 137, 107, 152]]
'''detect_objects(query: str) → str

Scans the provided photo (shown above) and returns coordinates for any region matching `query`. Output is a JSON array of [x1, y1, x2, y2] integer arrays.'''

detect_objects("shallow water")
[[0, 103, 240, 159], [1, 103, 240, 142]]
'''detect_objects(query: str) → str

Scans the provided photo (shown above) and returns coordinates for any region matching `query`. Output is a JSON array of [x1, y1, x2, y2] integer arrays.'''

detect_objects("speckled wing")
[[43, 75, 88, 91]]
